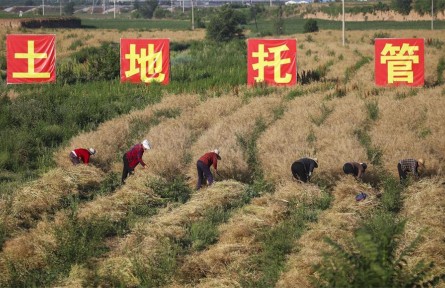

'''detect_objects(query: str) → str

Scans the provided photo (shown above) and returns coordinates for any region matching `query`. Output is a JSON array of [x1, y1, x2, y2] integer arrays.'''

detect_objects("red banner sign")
[[375, 38, 424, 87], [7, 34, 56, 84], [120, 38, 170, 84], [247, 39, 297, 86]]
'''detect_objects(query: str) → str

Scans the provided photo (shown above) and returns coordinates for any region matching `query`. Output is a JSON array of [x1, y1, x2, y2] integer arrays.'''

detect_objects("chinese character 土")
[[124, 43, 165, 83], [380, 43, 419, 84], [252, 44, 292, 84], [13, 40, 50, 79]]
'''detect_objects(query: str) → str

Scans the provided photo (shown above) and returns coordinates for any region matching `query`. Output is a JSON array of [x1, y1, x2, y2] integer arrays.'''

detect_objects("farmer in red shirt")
[[196, 149, 221, 190], [69, 148, 96, 165], [122, 139, 151, 184]]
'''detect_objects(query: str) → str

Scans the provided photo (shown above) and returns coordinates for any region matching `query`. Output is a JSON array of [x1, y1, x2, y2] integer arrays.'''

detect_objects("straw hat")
[[417, 158, 425, 166]]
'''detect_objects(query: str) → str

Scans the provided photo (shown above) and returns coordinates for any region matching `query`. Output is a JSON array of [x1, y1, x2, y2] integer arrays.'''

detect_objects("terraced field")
[[0, 27, 444, 287]]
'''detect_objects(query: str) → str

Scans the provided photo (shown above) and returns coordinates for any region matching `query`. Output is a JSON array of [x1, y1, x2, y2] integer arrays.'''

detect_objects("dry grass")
[[7, 165, 104, 228], [95, 180, 246, 287], [186, 95, 284, 185], [55, 93, 199, 170], [173, 181, 324, 286], [145, 95, 243, 179], [257, 91, 325, 183], [276, 177, 378, 288], [401, 178, 445, 286], [370, 85, 445, 177]]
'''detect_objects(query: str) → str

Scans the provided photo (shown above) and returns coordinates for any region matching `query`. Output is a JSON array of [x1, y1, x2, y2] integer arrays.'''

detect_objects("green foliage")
[[303, 19, 319, 33], [63, 2, 75, 15], [437, 56, 445, 84], [132, 239, 179, 287], [187, 207, 231, 251], [153, 7, 172, 19], [345, 53, 372, 82], [273, 5, 285, 35], [236, 117, 268, 183], [285, 89, 305, 100], [365, 100, 379, 121], [310, 103, 333, 126], [242, 194, 331, 287], [380, 176, 403, 213], [58, 42, 120, 84], [391, 0, 413, 15], [354, 128, 383, 166], [68, 39, 84, 51], [138, 0, 159, 19], [314, 212, 444, 288], [206, 5, 246, 42], [147, 177, 192, 203]]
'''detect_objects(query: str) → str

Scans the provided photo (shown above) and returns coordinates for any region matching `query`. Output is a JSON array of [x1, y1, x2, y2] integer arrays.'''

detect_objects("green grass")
[[247, 18, 445, 35], [81, 18, 192, 30]]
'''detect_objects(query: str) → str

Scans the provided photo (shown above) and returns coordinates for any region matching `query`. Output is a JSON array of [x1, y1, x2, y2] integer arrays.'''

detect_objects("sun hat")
[[417, 158, 424, 166], [88, 148, 96, 155], [213, 149, 221, 160], [142, 139, 151, 150]]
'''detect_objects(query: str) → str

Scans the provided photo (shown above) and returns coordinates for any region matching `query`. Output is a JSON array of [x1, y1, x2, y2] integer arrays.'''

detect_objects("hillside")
[[0, 27, 445, 287]]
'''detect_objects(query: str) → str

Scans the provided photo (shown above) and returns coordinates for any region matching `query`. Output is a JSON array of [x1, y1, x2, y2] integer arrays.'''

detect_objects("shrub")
[[303, 19, 319, 33], [313, 212, 445, 288], [206, 5, 246, 42], [147, 177, 192, 203]]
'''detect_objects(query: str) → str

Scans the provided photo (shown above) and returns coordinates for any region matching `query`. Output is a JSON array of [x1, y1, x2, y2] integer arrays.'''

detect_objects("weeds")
[[310, 103, 334, 126], [354, 128, 383, 166], [365, 100, 379, 121], [242, 193, 331, 287], [147, 176, 192, 203]]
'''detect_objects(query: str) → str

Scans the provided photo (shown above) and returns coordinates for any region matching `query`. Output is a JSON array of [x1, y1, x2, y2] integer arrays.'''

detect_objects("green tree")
[[391, 0, 412, 15], [138, 0, 159, 19], [273, 5, 285, 35], [250, 4, 265, 32], [63, 2, 75, 15], [206, 5, 246, 42], [303, 19, 319, 33]]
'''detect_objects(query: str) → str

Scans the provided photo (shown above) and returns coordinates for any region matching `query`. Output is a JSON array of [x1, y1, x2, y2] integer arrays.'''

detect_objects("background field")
[[0, 10, 445, 288]]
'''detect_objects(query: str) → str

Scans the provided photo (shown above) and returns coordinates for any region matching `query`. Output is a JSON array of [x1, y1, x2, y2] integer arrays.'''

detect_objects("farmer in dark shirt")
[[69, 148, 96, 165], [343, 162, 367, 180], [196, 149, 221, 190], [291, 157, 318, 183], [122, 139, 151, 184], [398, 158, 424, 183]]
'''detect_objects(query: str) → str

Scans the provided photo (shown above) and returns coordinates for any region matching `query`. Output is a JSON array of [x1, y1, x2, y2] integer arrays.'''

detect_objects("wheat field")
[[0, 27, 444, 287]]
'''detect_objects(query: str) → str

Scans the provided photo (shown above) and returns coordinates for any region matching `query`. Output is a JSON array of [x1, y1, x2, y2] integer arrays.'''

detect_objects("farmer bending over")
[[343, 162, 367, 180], [69, 148, 96, 165], [122, 139, 151, 184], [196, 149, 221, 190], [397, 158, 424, 183], [291, 157, 318, 183]]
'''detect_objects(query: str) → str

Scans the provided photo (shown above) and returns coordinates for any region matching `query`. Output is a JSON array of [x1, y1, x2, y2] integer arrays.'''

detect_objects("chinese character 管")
[[375, 38, 424, 87]]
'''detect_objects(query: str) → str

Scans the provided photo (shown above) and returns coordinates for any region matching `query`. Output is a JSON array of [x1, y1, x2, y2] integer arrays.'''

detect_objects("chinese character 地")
[[124, 43, 165, 83]]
